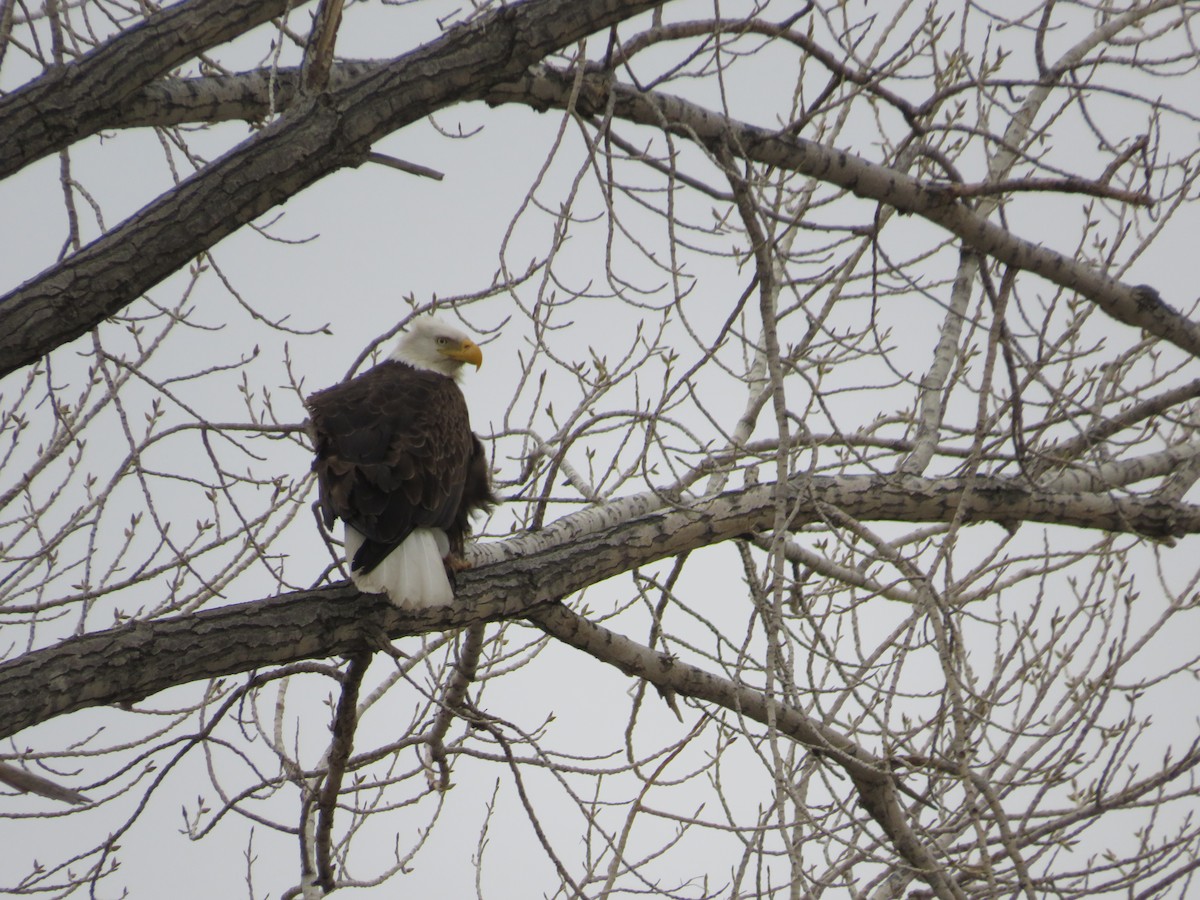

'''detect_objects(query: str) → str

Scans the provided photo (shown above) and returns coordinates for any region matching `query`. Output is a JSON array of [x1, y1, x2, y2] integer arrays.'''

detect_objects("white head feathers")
[[389, 317, 484, 379]]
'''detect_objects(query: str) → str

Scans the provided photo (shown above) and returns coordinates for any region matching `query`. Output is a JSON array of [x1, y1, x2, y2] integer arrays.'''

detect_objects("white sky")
[[3, 1, 1200, 897]]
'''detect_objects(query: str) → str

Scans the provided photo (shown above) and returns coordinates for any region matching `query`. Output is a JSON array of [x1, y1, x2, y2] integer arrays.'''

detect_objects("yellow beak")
[[441, 339, 483, 369]]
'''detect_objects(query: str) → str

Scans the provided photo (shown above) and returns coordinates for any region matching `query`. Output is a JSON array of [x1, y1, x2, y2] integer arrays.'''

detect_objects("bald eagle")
[[306, 318, 495, 608]]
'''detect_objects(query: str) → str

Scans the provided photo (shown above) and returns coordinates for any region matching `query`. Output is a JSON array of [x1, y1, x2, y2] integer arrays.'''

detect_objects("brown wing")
[[305, 361, 477, 574], [449, 434, 497, 555]]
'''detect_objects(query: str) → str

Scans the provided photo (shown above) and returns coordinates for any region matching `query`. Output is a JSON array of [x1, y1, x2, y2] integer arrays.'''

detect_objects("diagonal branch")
[[527, 603, 967, 900], [0, 0, 302, 181], [0, 759, 89, 804], [486, 66, 1200, 358], [0, 0, 663, 380]]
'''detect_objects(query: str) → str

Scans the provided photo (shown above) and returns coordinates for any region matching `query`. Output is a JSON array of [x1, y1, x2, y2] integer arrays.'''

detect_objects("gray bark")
[[4, 55, 1194, 382], [0, 0, 300, 181], [2, 471, 1195, 741], [0, 0, 662, 379]]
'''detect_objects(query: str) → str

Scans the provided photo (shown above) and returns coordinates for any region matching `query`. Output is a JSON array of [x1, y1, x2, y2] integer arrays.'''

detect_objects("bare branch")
[[0, 759, 89, 805], [314, 651, 370, 892], [300, 0, 345, 95], [0, 0, 665, 380], [0, 0, 302, 181], [3, 472, 1197, 741]]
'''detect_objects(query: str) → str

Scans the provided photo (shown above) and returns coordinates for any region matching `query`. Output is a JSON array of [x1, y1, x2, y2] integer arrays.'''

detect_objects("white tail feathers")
[[344, 525, 454, 609]]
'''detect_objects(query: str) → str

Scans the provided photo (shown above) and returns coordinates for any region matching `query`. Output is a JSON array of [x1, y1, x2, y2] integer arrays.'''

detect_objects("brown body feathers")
[[306, 360, 494, 576]]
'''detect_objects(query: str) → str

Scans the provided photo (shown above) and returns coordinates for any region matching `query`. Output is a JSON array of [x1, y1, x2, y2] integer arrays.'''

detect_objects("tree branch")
[[0, 0, 663, 380], [314, 651, 369, 892], [0, 0, 302, 181], [0, 759, 89, 804], [424, 622, 485, 790], [2, 472, 1197, 741], [6, 54, 1195, 382], [300, 0, 345, 95], [486, 66, 1200, 358], [527, 603, 968, 900]]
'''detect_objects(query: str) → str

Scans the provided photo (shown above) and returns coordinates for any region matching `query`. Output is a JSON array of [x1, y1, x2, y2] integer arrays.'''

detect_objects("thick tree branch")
[[0, 0, 302, 181], [488, 66, 1200, 358], [34, 63, 378, 136], [0, 0, 662, 380], [1, 472, 1197, 742], [6, 56, 1195, 383]]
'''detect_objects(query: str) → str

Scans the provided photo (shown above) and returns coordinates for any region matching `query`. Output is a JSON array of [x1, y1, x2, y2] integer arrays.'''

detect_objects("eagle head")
[[389, 317, 483, 378]]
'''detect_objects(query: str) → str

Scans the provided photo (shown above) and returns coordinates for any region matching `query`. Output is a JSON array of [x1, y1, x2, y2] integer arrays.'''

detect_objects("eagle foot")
[[442, 554, 471, 591]]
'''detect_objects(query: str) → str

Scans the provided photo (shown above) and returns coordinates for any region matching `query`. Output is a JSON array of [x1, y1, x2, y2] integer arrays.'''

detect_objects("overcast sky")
[[4, 1, 1200, 897]]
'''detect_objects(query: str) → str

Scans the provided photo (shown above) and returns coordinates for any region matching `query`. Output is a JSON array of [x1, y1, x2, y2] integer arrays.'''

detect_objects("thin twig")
[[365, 152, 445, 181]]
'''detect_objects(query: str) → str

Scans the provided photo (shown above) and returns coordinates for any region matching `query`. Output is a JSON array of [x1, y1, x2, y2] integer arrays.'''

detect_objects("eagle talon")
[[442, 554, 472, 592]]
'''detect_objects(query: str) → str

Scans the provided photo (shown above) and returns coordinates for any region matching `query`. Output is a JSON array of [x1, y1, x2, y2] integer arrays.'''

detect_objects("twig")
[[366, 152, 445, 181]]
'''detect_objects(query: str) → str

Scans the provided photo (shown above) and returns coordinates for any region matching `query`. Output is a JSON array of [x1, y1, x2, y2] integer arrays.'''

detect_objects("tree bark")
[[5, 54, 1196, 381], [0, 0, 662, 380], [0, 0, 300, 181], [2, 472, 1196, 741]]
